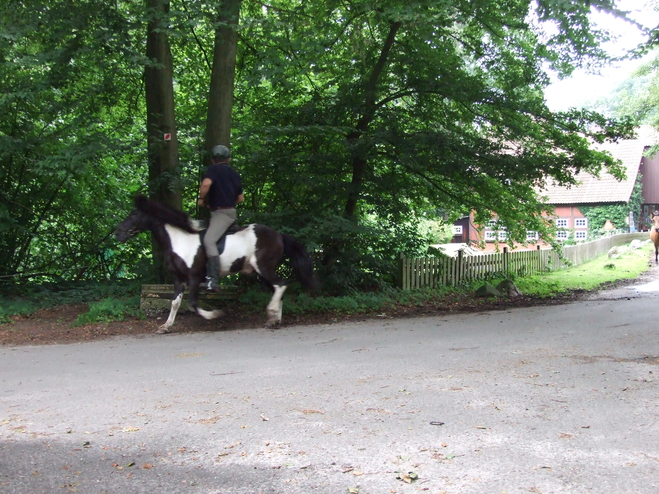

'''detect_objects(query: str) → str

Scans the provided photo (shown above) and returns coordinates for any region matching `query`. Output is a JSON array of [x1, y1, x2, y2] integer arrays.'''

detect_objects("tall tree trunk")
[[145, 0, 181, 282], [205, 0, 241, 157], [344, 21, 401, 218]]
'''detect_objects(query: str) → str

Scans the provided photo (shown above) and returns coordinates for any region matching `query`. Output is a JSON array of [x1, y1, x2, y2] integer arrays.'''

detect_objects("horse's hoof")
[[155, 326, 170, 334], [264, 320, 281, 329], [197, 308, 225, 320]]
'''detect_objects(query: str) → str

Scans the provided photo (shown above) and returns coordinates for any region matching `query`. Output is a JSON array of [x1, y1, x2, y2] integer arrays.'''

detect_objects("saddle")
[[200, 222, 240, 256]]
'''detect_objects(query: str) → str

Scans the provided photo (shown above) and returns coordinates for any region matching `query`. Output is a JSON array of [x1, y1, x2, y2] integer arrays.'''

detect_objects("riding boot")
[[206, 255, 221, 292]]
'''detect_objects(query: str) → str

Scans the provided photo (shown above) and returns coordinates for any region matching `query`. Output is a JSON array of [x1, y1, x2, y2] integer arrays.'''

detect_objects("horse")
[[114, 195, 316, 333], [651, 211, 659, 264]]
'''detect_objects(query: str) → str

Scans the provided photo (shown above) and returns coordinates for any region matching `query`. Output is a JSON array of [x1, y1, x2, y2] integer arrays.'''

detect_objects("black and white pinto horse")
[[114, 195, 316, 333]]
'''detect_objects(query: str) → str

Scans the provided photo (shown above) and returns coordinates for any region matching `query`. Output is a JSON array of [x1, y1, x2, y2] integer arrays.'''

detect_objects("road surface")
[[2, 277, 659, 493]]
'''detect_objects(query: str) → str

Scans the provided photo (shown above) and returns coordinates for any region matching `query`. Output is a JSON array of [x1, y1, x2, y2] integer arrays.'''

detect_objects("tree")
[[145, 0, 181, 282], [0, 0, 648, 292], [0, 0, 145, 282], [230, 0, 638, 290], [205, 0, 242, 156]]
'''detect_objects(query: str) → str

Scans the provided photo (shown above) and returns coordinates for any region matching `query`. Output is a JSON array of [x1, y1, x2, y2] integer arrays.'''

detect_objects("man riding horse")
[[198, 145, 244, 292]]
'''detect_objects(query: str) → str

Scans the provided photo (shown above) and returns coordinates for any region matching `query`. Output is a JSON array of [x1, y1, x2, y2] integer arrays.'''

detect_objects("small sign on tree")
[[163, 133, 172, 141]]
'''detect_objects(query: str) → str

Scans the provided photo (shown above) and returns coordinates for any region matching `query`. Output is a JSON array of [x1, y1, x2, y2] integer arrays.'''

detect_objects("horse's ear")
[[134, 194, 149, 211]]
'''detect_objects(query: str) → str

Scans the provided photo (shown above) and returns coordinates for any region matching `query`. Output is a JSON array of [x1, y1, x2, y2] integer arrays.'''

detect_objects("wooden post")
[[457, 249, 464, 284]]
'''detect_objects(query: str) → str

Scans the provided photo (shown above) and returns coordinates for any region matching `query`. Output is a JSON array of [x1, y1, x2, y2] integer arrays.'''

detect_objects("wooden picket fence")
[[399, 232, 649, 290]]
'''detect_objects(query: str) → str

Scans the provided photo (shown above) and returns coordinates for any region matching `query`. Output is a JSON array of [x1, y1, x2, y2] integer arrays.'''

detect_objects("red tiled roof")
[[538, 127, 658, 205]]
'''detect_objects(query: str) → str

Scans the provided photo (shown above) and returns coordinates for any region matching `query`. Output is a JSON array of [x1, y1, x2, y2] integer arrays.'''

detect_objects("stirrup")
[[205, 277, 220, 292]]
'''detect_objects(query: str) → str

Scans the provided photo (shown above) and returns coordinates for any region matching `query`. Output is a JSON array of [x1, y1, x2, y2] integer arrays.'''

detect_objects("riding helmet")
[[212, 145, 231, 159]]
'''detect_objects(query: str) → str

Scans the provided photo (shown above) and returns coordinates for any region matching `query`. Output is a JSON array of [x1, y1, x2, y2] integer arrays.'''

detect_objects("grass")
[[515, 243, 653, 297], [1, 243, 654, 326]]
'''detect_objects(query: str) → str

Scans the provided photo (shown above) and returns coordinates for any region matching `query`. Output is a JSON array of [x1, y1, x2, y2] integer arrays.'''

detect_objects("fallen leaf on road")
[[395, 471, 419, 483]]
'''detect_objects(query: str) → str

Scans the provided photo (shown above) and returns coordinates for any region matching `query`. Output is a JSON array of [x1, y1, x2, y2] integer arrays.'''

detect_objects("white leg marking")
[[197, 308, 225, 320], [157, 292, 183, 334], [265, 285, 287, 327]]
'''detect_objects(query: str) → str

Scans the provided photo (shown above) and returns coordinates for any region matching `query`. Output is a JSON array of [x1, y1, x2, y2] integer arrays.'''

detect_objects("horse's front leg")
[[265, 284, 288, 328], [188, 278, 224, 321], [157, 282, 185, 334]]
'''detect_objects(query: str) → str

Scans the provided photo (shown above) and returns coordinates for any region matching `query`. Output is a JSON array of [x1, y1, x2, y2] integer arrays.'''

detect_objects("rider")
[[198, 144, 244, 291]]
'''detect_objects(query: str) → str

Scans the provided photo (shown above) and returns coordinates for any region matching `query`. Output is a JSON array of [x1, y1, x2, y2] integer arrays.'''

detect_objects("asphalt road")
[[2, 278, 659, 494]]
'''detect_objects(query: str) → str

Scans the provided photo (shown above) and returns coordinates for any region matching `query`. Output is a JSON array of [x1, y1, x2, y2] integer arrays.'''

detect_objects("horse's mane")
[[134, 195, 203, 233]]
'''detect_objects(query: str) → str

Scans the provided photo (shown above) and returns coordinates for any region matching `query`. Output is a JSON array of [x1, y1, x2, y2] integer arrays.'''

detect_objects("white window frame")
[[574, 230, 587, 240], [453, 225, 463, 235], [485, 231, 497, 241], [498, 231, 508, 241], [556, 218, 569, 228], [556, 230, 569, 241], [574, 218, 588, 228], [487, 220, 498, 229], [526, 231, 539, 241]]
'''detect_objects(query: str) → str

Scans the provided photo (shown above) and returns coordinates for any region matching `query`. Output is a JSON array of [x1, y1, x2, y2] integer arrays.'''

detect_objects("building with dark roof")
[[451, 126, 659, 249]]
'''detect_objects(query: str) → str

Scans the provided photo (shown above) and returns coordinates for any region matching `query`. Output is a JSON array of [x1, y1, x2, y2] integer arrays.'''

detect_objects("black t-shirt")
[[203, 162, 243, 209]]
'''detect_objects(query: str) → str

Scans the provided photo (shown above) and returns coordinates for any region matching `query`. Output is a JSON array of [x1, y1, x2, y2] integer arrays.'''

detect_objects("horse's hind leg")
[[157, 283, 185, 334], [265, 284, 288, 328]]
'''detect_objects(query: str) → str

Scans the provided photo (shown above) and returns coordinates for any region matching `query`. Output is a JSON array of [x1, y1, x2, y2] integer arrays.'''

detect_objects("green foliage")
[[418, 219, 454, 245], [0, 281, 140, 324], [0, 0, 642, 294], [0, 299, 38, 324], [73, 296, 143, 327], [0, 0, 147, 282]]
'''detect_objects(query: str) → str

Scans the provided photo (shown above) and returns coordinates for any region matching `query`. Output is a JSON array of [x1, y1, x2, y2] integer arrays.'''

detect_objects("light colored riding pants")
[[204, 208, 236, 257]]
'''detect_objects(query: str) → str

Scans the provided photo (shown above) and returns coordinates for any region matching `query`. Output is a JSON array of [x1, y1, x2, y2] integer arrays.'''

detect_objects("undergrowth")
[[72, 296, 144, 327], [237, 281, 480, 316], [1, 243, 654, 326], [0, 281, 140, 324]]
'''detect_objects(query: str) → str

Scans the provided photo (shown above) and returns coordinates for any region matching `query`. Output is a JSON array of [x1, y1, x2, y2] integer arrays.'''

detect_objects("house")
[[451, 126, 659, 250]]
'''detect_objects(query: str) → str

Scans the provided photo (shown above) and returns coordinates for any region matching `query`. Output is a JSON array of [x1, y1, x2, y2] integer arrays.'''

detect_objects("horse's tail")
[[282, 234, 317, 291]]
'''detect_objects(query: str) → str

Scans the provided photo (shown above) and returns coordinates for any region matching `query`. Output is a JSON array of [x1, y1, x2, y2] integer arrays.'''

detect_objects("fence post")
[[503, 246, 508, 274], [398, 253, 404, 289], [457, 249, 464, 284]]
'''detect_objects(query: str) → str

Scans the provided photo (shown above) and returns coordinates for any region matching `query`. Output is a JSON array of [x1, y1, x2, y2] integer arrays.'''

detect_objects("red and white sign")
[[163, 133, 172, 141]]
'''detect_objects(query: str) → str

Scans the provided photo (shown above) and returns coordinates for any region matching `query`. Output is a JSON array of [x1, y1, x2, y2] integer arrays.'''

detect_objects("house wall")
[[552, 206, 590, 242], [640, 153, 659, 204], [450, 217, 470, 243], [451, 207, 591, 252], [639, 152, 659, 230]]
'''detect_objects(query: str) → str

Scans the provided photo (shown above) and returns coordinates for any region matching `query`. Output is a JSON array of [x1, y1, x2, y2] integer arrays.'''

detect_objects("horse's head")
[[114, 208, 152, 242], [651, 211, 659, 234], [115, 195, 203, 242]]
